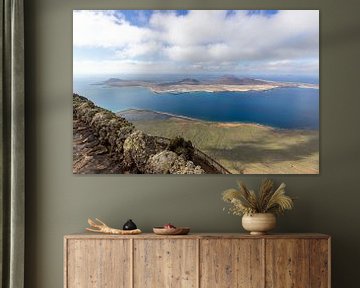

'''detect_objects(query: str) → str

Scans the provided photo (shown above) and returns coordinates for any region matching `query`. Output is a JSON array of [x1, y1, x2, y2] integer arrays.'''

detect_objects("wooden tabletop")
[[65, 232, 330, 240]]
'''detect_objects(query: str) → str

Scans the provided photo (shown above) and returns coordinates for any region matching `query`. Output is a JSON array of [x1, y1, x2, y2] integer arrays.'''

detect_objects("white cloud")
[[73, 10, 153, 48], [115, 41, 161, 59], [73, 10, 319, 75]]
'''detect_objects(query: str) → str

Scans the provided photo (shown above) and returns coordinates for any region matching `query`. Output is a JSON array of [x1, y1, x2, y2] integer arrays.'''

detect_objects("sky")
[[73, 10, 319, 77]]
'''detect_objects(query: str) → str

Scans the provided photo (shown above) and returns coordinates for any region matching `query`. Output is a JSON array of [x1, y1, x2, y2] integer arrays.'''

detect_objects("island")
[[95, 75, 319, 94]]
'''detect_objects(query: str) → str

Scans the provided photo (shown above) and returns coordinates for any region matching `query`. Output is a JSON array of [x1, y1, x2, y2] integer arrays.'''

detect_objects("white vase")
[[242, 213, 276, 235]]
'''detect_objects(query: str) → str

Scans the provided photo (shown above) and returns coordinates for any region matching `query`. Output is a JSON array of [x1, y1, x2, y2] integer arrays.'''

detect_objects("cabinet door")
[[134, 239, 198, 288], [66, 239, 131, 288], [200, 239, 264, 288], [309, 239, 330, 288], [265, 239, 312, 288]]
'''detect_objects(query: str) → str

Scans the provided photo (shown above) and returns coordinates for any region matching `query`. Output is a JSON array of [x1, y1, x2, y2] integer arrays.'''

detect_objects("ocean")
[[73, 76, 319, 130]]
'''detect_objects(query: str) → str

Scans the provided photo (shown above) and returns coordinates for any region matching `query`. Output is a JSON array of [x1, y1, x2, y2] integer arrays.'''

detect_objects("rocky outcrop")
[[73, 94, 205, 174], [123, 130, 163, 172], [123, 131, 204, 174], [145, 151, 204, 174]]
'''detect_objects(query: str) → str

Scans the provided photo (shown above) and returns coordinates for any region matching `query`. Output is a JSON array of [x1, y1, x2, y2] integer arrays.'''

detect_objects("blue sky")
[[118, 10, 279, 25], [73, 10, 319, 76], [118, 10, 278, 26]]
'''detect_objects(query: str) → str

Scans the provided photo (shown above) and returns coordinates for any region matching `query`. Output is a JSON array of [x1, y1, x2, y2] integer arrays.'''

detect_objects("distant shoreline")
[[95, 76, 319, 94], [108, 83, 319, 94], [117, 108, 319, 132], [117, 108, 200, 122]]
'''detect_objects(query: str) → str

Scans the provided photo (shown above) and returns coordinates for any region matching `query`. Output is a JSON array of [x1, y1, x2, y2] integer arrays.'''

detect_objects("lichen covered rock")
[[145, 151, 179, 174], [145, 150, 205, 174], [123, 130, 160, 171], [169, 156, 205, 174]]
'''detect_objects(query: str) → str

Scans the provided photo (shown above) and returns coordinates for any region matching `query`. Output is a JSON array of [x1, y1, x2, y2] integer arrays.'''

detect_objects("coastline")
[[107, 83, 318, 94], [148, 84, 281, 94], [117, 108, 319, 132], [117, 108, 201, 122]]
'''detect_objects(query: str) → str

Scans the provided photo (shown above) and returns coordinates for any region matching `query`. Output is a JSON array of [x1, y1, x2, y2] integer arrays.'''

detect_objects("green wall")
[[25, 0, 360, 287]]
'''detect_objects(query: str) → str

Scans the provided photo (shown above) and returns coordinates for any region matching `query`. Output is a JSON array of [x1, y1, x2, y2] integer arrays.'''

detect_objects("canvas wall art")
[[73, 10, 319, 174]]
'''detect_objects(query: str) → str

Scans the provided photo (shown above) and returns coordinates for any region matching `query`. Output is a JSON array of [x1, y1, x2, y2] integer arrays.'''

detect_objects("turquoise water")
[[73, 77, 319, 130]]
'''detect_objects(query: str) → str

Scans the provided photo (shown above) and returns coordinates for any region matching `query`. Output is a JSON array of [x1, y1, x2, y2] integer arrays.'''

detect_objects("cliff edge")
[[73, 94, 216, 174]]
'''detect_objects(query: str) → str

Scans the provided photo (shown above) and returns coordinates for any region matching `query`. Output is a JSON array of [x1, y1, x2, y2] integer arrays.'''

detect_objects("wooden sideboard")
[[64, 233, 330, 288]]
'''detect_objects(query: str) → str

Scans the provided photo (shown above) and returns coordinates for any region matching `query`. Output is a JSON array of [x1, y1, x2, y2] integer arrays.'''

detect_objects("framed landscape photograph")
[[73, 10, 319, 175]]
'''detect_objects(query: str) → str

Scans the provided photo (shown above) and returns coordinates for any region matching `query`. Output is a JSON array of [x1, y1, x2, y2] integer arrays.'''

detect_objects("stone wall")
[[73, 94, 205, 174]]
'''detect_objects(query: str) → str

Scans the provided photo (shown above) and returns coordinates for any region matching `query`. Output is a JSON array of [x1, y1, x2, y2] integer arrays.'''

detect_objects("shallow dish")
[[153, 227, 190, 235]]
